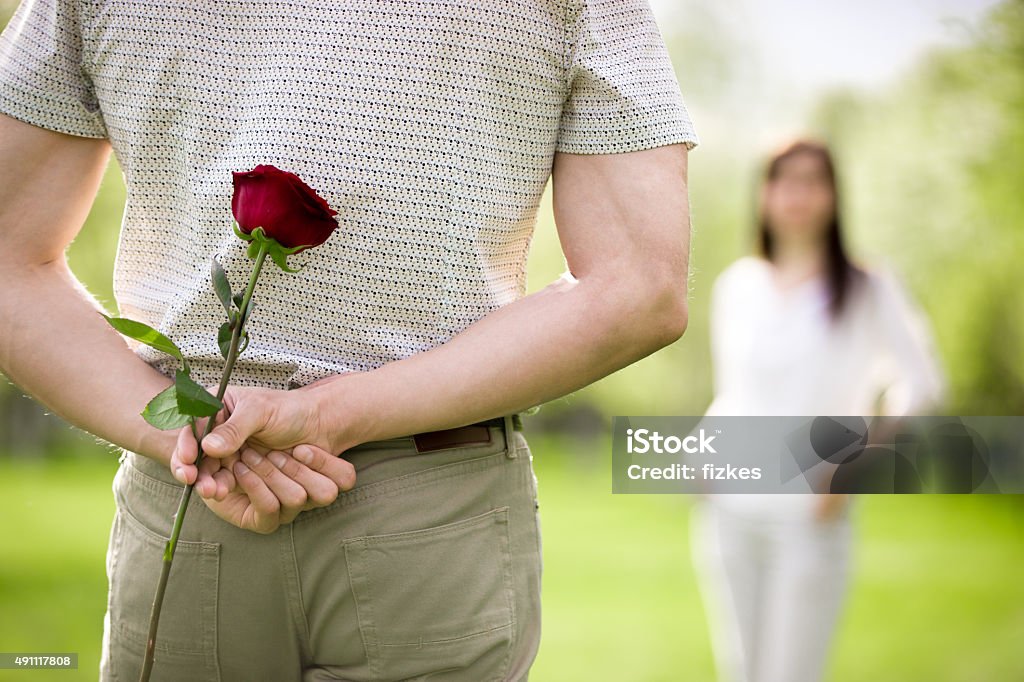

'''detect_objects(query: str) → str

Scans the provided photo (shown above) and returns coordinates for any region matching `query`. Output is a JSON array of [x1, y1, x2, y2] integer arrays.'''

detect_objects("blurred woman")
[[691, 138, 946, 682]]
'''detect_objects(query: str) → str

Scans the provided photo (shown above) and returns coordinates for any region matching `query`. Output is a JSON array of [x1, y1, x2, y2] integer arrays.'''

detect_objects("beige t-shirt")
[[0, 0, 699, 391]]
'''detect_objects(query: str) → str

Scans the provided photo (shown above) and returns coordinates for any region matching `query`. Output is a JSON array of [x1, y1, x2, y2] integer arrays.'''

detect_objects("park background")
[[1, 0, 1022, 679]]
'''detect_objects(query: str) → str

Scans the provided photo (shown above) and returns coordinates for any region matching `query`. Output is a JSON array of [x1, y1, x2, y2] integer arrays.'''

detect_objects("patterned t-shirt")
[[0, 0, 699, 391]]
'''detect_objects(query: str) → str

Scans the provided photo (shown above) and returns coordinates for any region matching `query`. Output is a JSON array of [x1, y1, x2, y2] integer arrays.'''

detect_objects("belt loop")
[[503, 414, 517, 458]]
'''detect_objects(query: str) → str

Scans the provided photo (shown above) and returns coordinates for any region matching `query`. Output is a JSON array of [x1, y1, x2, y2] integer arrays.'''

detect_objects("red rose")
[[231, 164, 338, 253]]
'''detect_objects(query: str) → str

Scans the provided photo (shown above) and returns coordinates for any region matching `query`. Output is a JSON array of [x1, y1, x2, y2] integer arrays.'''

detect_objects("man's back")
[[0, 0, 697, 391]]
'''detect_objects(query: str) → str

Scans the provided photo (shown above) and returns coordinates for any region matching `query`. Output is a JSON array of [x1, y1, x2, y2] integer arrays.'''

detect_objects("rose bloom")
[[231, 164, 338, 252]]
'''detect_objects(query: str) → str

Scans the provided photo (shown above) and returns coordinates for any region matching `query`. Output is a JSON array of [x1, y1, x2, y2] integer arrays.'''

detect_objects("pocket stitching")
[[349, 505, 510, 547], [111, 505, 220, 658], [343, 506, 516, 678]]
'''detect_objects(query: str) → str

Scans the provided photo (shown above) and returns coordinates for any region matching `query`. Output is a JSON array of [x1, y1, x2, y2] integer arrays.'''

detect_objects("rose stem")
[[139, 238, 270, 682]]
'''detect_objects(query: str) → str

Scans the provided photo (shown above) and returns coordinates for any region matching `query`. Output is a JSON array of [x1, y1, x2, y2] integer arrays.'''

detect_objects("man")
[[0, 0, 697, 679]]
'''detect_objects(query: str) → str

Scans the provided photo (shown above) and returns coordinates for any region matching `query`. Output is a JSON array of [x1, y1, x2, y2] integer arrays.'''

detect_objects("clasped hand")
[[168, 375, 355, 534]]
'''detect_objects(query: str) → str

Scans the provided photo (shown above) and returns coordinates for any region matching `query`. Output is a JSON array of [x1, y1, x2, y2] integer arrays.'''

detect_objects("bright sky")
[[652, 0, 1000, 92], [648, 0, 1003, 146]]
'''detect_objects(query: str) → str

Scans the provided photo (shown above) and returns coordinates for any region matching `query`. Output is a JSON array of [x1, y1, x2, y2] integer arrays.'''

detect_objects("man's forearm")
[[311, 269, 687, 452], [0, 258, 178, 464]]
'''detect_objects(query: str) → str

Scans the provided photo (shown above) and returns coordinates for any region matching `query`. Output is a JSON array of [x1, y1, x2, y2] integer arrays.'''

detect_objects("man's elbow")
[[584, 263, 689, 357], [639, 276, 689, 350]]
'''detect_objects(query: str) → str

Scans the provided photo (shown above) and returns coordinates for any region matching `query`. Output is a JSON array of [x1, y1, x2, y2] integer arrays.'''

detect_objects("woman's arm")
[[816, 268, 947, 518], [871, 265, 948, 417]]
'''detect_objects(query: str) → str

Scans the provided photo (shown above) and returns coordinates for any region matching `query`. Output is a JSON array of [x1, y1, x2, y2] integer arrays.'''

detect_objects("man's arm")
[[0, 113, 178, 464], [207, 143, 690, 455]]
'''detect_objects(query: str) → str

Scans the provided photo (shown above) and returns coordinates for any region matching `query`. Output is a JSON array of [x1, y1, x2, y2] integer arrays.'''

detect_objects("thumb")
[[202, 400, 266, 457]]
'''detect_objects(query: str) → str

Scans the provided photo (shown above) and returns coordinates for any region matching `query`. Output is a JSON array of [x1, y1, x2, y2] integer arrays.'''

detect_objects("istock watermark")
[[626, 428, 718, 454], [611, 416, 1024, 494]]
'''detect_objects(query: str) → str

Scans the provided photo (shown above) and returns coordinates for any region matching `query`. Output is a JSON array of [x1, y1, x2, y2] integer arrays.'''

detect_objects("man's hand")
[[171, 424, 356, 533], [191, 383, 327, 457], [190, 440, 354, 534], [168, 380, 356, 533]]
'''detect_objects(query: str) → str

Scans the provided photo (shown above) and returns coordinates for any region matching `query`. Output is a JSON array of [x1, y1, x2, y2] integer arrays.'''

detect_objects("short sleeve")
[[0, 0, 107, 138], [555, 0, 699, 155]]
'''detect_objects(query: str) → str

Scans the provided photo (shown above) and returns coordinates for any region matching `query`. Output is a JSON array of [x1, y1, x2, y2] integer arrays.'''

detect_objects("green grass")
[[0, 437, 1022, 681], [0, 454, 119, 682]]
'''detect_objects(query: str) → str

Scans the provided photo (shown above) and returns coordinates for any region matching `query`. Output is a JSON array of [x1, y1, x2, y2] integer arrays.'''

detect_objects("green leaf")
[[232, 219, 253, 242], [211, 256, 233, 318], [100, 313, 189, 374], [238, 330, 250, 354], [141, 384, 193, 430], [217, 321, 233, 360], [246, 240, 260, 259], [232, 292, 244, 310], [174, 370, 223, 418]]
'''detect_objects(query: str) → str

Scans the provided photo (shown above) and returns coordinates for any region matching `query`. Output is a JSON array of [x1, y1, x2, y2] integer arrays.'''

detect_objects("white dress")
[[691, 255, 946, 682], [704, 254, 947, 518]]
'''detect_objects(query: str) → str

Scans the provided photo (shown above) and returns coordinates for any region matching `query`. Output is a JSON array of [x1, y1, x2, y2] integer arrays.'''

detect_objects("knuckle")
[[322, 489, 341, 506], [313, 483, 339, 506], [338, 462, 357, 490], [221, 423, 242, 443], [287, 489, 308, 508], [262, 459, 283, 478]]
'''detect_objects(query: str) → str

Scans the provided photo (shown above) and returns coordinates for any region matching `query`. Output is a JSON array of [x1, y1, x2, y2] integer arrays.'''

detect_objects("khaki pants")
[[99, 422, 543, 681]]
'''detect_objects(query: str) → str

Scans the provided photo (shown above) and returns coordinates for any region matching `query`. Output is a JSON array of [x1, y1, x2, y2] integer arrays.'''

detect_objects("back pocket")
[[343, 506, 515, 680], [108, 506, 221, 681]]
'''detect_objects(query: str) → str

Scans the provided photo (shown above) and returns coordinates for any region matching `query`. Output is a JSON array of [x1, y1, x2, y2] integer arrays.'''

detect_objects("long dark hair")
[[756, 138, 865, 322]]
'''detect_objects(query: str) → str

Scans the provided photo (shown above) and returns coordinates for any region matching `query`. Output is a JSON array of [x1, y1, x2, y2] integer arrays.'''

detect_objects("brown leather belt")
[[412, 414, 523, 453]]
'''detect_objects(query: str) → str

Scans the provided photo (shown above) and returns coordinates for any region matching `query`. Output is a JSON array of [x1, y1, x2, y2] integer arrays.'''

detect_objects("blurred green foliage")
[[527, 0, 1024, 424], [811, 0, 1024, 414]]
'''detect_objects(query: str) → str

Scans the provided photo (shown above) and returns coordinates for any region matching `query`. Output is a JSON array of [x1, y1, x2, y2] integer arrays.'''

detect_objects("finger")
[[232, 459, 281, 534], [292, 444, 357, 492], [211, 453, 239, 501], [171, 425, 199, 485], [203, 396, 268, 457], [196, 446, 234, 498], [195, 454, 222, 498], [265, 449, 339, 508], [239, 447, 308, 521]]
